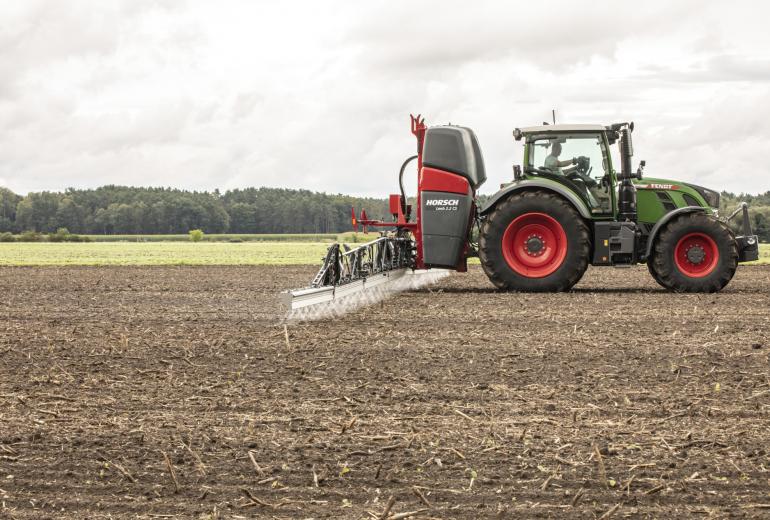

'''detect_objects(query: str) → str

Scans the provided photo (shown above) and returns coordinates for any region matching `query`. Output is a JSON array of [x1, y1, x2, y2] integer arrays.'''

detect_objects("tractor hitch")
[[726, 202, 759, 262]]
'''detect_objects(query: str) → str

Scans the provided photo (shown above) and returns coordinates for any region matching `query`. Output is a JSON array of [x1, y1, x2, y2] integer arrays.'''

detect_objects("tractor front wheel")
[[479, 191, 590, 292], [649, 212, 737, 292]]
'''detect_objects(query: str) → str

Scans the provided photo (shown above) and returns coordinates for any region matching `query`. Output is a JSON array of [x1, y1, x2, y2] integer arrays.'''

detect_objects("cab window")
[[528, 133, 611, 212]]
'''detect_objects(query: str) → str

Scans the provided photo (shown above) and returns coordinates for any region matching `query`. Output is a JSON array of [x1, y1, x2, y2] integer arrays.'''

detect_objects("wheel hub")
[[674, 232, 719, 278], [686, 245, 706, 265], [525, 235, 545, 256], [501, 213, 568, 278]]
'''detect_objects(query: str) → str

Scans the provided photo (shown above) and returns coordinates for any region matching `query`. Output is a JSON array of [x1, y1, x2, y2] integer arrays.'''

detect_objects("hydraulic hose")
[[399, 155, 418, 217]]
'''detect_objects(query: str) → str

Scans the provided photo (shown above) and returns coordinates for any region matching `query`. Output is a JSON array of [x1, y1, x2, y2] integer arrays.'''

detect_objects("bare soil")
[[1, 265, 769, 519]]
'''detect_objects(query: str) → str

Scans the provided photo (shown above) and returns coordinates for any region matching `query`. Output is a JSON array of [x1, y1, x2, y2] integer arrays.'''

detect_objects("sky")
[[1, 1, 769, 197]]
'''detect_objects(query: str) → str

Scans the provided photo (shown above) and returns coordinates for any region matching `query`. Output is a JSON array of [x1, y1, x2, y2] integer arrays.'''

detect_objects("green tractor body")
[[478, 122, 759, 292]]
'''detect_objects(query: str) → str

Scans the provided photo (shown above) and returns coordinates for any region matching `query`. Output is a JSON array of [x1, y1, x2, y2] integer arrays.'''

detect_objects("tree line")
[[0, 186, 390, 235], [0, 185, 768, 241], [719, 192, 770, 242]]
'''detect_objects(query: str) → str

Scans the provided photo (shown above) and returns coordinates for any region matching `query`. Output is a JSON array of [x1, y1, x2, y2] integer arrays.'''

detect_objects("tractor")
[[283, 115, 759, 312]]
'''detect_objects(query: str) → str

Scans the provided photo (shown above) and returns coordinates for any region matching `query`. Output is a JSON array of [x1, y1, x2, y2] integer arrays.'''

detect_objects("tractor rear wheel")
[[648, 212, 737, 292], [479, 191, 590, 292]]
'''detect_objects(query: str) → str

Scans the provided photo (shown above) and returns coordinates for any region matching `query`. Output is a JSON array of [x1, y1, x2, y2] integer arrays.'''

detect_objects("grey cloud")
[[230, 92, 264, 122], [639, 55, 770, 83], [0, 3, 121, 100], [0, 1, 200, 101], [343, 2, 692, 75], [91, 103, 193, 152], [1, 1, 770, 197]]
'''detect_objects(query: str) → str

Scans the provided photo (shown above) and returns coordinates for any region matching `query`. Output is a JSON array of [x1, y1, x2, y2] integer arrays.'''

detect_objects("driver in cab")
[[544, 141, 610, 211], [543, 142, 577, 175]]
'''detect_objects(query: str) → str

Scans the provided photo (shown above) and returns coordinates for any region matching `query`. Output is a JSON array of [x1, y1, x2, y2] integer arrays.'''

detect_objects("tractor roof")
[[517, 124, 606, 134]]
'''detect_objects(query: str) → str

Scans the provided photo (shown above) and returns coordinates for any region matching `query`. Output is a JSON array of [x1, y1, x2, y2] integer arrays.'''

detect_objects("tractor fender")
[[479, 180, 592, 219], [644, 206, 706, 260]]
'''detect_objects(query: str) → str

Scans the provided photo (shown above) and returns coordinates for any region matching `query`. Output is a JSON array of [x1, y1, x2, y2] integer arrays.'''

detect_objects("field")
[[0, 241, 768, 267], [1, 264, 769, 519], [80, 234, 340, 242], [0, 242, 330, 266]]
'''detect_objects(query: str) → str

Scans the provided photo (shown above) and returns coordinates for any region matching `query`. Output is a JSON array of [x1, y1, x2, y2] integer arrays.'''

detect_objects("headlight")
[[687, 184, 720, 209]]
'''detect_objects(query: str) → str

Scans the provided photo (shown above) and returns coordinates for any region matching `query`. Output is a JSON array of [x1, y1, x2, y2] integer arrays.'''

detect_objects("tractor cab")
[[509, 124, 620, 216], [516, 124, 616, 215]]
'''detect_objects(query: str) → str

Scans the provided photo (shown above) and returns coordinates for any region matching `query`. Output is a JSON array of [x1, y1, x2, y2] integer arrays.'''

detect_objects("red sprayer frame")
[[352, 114, 475, 272], [352, 115, 426, 268]]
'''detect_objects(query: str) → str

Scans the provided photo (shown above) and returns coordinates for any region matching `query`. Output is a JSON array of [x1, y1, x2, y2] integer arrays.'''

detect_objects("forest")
[[0, 185, 768, 241], [0, 186, 390, 235]]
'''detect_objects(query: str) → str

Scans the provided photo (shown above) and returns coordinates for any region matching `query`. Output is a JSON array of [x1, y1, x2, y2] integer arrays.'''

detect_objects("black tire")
[[649, 212, 737, 292], [647, 259, 667, 289], [479, 190, 591, 292]]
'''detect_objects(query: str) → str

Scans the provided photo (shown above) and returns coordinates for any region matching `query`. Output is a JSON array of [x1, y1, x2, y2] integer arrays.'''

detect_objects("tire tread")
[[479, 191, 590, 292], [649, 212, 737, 292]]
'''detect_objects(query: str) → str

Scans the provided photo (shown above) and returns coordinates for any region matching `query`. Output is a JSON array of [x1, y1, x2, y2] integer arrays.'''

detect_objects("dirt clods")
[[1, 265, 769, 518]]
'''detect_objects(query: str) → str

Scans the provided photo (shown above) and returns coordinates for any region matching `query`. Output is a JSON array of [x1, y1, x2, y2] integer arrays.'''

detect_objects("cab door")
[[529, 132, 615, 216]]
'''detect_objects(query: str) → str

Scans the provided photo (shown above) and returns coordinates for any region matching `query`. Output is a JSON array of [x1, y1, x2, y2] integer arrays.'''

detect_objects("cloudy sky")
[[2, 1, 769, 197]]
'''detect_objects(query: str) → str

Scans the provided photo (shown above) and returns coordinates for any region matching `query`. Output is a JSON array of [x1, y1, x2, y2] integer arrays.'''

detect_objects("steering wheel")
[[575, 156, 590, 174], [567, 164, 598, 188]]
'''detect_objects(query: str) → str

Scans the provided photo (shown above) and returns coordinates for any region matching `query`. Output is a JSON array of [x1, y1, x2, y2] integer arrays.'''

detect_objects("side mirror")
[[513, 164, 522, 180], [636, 159, 646, 180]]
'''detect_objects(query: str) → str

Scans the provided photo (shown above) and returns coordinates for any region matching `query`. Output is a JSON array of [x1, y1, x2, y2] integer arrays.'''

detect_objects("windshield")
[[528, 133, 609, 177], [527, 133, 612, 212]]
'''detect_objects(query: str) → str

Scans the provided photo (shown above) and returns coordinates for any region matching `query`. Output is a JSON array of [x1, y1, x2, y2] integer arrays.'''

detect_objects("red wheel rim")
[[674, 232, 719, 278], [502, 213, 567, 278]]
